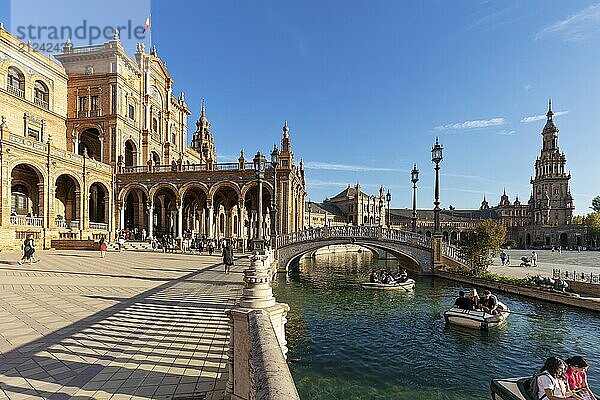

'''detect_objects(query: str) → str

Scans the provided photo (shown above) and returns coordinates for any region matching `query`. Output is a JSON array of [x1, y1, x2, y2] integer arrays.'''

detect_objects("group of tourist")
[[369, 268, 409, 285], [453, 289, 500, 314], [534, 356, 596, 400]]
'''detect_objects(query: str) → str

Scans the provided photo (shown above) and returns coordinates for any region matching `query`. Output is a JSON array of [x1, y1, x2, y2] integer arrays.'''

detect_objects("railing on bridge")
[[442, 243, 466, 264], [276, 226, 432, 249]]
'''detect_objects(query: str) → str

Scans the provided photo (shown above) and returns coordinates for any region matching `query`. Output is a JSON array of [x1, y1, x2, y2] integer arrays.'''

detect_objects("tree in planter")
[[459, 219, 506, 274]]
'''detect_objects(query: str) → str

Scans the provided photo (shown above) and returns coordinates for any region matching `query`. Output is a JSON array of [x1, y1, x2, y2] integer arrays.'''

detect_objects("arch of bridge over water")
[[275, 226, 466, 274]]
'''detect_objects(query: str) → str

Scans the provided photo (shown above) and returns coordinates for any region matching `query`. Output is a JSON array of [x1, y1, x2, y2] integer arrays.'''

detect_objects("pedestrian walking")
[[18, 234, 38, 265], [222, 240, 234, 274], [118, 233, 125, 252], [99, 236, 107, 258]]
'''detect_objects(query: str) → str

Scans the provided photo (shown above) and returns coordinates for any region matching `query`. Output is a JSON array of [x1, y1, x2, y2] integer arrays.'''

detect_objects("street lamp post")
[[378, 197, 384, 227], [431, 138, 444, 235], [270, 145, 279, 246], [308, 199, 312, 228], [385, 190, 391, 228], [411, 164, 420, 233], [252, 152, 267, 253]]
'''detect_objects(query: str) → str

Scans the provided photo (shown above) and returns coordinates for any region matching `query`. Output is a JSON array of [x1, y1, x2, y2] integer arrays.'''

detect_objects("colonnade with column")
[[117, 186, 276, 245]]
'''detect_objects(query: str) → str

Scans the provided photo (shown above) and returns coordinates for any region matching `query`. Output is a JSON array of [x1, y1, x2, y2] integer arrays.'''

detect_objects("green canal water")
[[271, 251, 600, 400]]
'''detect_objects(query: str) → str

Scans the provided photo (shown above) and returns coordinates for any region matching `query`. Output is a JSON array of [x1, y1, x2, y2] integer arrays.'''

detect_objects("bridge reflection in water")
[[272, 251, 600, 400]]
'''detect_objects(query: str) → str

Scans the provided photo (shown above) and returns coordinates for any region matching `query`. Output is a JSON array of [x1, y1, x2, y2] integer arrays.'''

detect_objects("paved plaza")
[[490, 249, 600, 279], [0, 248, 247, 400]]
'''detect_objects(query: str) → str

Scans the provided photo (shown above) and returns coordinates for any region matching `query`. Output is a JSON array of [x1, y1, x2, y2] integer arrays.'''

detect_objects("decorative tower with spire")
[[530, 99, 574, 226], [480, 195, 489, 210], [191, 99, 216, 163], [279, 120, 294, 169]]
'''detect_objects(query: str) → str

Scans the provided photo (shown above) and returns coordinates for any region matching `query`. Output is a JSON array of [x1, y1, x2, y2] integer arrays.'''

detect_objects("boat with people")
[[361, 279, 415, 291], [490, 377, 535, 400], [444, 301, 510, 330]]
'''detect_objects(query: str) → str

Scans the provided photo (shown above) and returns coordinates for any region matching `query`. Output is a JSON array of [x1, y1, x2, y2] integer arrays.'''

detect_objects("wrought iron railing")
[[10, 215, 42, 227], [553, 269, 600, 284]]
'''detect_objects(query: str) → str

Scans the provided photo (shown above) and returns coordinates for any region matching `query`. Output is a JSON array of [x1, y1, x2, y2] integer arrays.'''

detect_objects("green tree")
[[592, 196, 600, 213], [459, 219, 506, 274], [585, 212, 600, 248], [572, 215, 584, 225]]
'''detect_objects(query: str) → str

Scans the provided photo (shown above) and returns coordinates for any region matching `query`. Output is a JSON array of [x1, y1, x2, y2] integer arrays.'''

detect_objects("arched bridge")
[[276, 226, 466, 274]]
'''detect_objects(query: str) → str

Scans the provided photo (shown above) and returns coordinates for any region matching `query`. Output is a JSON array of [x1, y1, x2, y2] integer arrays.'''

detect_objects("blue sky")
[[2, 1, 599, 214]]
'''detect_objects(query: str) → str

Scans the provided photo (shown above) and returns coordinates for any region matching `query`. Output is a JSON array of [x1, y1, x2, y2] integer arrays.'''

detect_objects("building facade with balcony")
[[0, 26, 306, 251]]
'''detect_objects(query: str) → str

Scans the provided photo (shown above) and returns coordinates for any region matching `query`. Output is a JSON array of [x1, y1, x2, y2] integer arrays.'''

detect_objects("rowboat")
[[490, 377, 535, 400], [361, 279, 415, 291], [444, 302, 510, 330]]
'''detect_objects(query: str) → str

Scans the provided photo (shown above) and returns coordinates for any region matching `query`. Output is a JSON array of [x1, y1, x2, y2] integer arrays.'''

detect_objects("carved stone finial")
[[113, 27, 120, 41]]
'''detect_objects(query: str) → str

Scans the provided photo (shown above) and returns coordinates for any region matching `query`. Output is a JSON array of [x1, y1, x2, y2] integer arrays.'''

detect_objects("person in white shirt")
[[537, 356, 583, 400]]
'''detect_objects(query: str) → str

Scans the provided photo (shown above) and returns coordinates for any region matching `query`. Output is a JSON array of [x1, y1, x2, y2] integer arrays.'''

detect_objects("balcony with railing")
[[34, 97, 49, 109], [7, 84, 24, 98], [89, 109, 102, 117], [89, 222, 108, 230], [10, 215, 43, 227], [122, 165, 148, 174], [77, 110, 88, 118], [55, 219, 80, 229]]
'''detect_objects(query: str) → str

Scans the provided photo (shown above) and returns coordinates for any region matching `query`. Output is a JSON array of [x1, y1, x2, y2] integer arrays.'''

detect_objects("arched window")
[[7, 67, 25, 97], [34, 80, 49, 108]]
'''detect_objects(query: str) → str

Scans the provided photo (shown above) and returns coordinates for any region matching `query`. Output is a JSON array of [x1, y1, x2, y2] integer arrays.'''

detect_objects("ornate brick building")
[[0, 27, 306, 251]]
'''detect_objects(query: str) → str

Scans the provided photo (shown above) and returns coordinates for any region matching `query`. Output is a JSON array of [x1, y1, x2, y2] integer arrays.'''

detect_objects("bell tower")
[[529, 99, 574, 226], [191, 99, 216, 163]]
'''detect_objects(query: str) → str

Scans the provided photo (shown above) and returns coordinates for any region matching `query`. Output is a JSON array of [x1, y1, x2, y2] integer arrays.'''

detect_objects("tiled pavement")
[[0, 249, 247, 399]]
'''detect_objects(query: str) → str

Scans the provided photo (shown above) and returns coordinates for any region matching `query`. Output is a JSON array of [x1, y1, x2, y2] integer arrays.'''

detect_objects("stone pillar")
[[208, 205, 214, 239], [238, 202, 244, 248], [119, 204, 125, 231], [177, 204, 183, 238], [226, 252, 291, 400], [432, 233, 443, 273], [147, 203, 153, 239]]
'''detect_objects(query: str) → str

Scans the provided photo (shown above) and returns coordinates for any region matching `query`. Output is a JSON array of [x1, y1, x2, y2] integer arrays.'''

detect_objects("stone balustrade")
[[226, 251, 296, 400], [10, 215, 43, 227], [246, 311, 300, 400]]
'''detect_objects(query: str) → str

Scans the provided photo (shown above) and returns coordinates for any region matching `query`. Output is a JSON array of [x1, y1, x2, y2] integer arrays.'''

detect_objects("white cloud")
[[536, 3, 600, 42], [524, 84, 532, 91], [304, 161, 401, 172], [306, 179, 350, 188], [520, 110, 569, 123], [434, 117, 506, 131], [496, 129, 516, 136]]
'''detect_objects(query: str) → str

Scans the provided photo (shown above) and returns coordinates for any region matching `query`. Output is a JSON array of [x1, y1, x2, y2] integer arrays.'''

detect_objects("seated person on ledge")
[[454, 290, 474, 311]]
